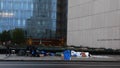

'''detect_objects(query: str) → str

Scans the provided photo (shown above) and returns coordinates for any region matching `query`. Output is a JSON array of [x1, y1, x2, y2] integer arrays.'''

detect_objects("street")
[[0, 61, 120, 68]]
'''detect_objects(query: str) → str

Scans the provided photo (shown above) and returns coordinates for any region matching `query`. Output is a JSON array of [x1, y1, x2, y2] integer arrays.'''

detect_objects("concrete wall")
[[67, 0, 120, 49]]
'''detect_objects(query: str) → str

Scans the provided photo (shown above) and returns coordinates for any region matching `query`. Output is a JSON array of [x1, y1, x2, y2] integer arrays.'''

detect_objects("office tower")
[[0, 0, 68, 45], [26, 0, 57, 39]]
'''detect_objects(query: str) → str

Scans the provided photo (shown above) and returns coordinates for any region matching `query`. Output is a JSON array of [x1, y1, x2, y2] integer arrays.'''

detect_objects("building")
[[56, 0, 68, 44], [0, 0, 33, 32], [26, 0, 57, 39], [67, 0, 120, 49], [26, 0, 68, 45], [0, 0, 68, 45]]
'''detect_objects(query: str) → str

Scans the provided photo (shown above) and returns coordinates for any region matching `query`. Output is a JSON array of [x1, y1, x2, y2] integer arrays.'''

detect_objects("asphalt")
[[0, 54, 120, 68], [0, 61, 120, 68], [0, 54, 120, 62]]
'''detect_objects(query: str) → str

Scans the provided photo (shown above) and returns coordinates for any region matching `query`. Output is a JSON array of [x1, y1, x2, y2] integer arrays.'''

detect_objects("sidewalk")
[[0, 54, 120, 61]]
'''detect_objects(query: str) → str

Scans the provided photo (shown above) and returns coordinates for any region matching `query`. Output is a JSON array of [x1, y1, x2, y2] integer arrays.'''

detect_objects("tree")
[[12, 28, 25, 44], [0, 31, 11, 42]]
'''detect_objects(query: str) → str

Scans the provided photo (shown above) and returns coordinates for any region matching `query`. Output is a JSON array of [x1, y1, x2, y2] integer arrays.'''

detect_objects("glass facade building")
[[27, 0, 57, 39], [0, 0, 33, 31], [0, 0, 68, 45], [56, 0, 68, 43], [0, 0, 57, 39]]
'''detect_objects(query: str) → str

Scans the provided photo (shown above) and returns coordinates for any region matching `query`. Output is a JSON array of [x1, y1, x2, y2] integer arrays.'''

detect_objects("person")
[[6, 41, 11, 56], [31, 46, 36, 57], [26, 45, 31, 56]]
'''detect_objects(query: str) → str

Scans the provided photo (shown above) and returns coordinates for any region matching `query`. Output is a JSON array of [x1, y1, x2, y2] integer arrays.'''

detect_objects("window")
[[37, 21, 41, 25], [1, 2, 3, 9], [17, 19, 21, 26], [23, 20, 25, 26]]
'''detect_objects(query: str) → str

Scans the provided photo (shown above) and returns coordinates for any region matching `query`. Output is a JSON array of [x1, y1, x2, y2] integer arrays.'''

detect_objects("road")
[[0, 61, 120, 68]]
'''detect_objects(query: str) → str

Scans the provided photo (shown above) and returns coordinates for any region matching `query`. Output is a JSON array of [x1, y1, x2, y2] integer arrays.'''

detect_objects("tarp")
[[63, 50, 71, 60], [71, 50, 90, 58]]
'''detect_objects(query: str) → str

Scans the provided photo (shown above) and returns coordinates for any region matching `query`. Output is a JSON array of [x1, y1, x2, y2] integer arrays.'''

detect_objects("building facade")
[[0, 0, 68, 45], [0, 0, 33, 32], [56, 0, 68, 44], [26, 0, 57, 39], [67, 0, 120, 49]]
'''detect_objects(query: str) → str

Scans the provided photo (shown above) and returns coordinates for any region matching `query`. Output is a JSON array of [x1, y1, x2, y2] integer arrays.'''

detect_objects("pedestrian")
[[6, 41, 11, 56], [31, 46, 36, 57], [26, 45, 31, 56]]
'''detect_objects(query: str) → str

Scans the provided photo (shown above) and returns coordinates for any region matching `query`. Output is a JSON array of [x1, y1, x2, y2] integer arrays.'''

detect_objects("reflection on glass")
[[0, 0, 57, 39]]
